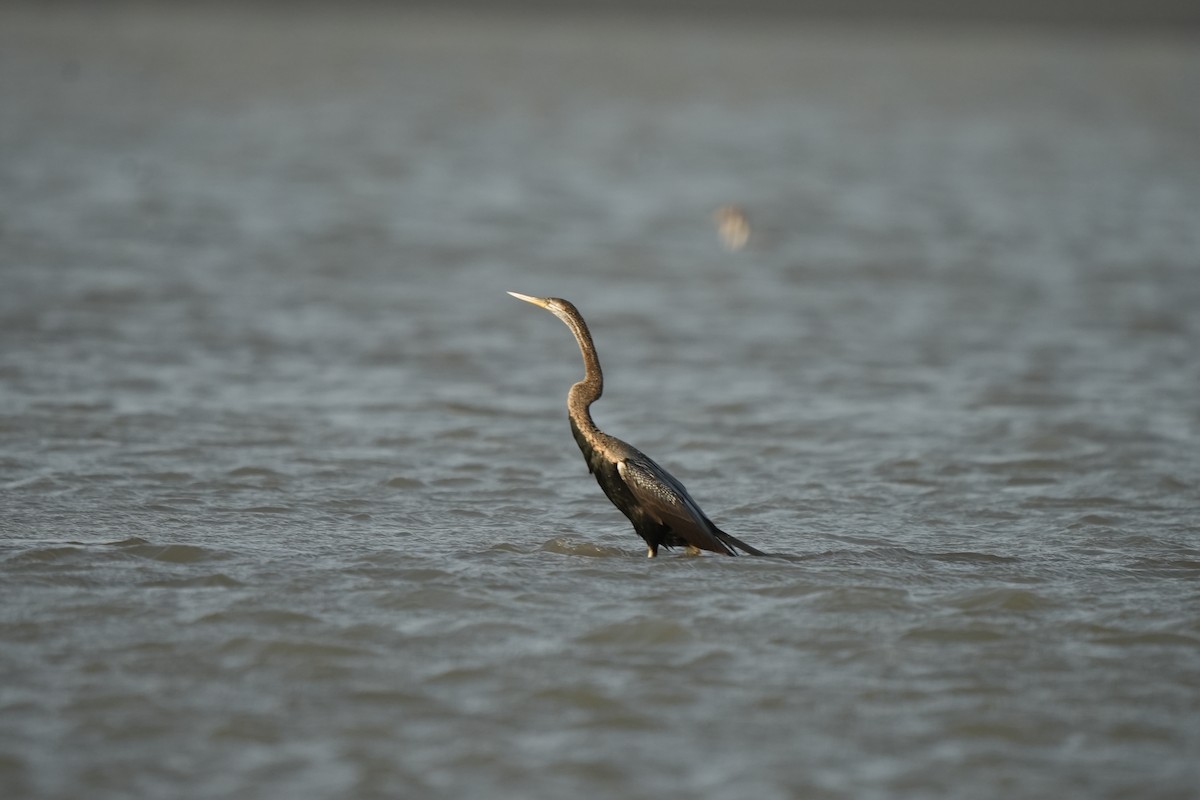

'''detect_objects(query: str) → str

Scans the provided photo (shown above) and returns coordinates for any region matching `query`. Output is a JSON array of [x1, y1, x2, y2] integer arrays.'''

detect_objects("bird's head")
[[507, 291, 581, 326]]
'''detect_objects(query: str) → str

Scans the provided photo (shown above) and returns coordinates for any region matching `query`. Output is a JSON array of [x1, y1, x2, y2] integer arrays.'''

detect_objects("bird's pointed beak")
[[507, 291, 551, 309]]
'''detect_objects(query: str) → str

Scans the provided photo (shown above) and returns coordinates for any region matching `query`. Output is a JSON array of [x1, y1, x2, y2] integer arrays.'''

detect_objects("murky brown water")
[[2, 7, 1199, 799]]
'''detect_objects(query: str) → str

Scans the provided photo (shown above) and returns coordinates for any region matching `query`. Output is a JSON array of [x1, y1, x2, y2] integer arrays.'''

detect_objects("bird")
[[508, 291, 767, 558]]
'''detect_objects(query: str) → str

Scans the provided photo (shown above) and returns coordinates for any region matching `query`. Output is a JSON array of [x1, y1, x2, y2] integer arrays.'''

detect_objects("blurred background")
[[45, 0, 1200, 28], [2, 2, 1198, 800]]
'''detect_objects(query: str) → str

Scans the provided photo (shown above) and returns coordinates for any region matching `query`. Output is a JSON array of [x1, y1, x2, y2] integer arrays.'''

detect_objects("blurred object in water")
[[714, 205, 751, 251]]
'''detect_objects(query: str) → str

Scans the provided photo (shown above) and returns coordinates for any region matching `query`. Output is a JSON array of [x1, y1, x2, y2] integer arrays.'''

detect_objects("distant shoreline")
[[410, 0, 1200, 31], [11, 0, 1200, 32]]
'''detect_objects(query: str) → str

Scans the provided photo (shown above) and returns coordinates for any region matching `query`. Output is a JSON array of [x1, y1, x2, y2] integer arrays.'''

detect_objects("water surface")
[[2, 7, 1199, 799]]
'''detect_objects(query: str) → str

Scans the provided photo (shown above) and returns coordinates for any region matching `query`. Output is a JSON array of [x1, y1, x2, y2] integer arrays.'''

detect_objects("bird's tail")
[[712, 527, 770, 557]]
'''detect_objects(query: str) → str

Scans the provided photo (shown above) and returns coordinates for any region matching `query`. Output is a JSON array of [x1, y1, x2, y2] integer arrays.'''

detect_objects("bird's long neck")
[[561, 310, 604, 437]]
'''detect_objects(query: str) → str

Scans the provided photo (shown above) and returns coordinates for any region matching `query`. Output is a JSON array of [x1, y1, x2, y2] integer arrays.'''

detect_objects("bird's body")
[[508, 291, 765, 557]]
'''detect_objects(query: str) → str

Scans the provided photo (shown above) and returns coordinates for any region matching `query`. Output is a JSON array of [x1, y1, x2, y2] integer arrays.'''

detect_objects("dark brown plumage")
[[508, 291, 766, 558]]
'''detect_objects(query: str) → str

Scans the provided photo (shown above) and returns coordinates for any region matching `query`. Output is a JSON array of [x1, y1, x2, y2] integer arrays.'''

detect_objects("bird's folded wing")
[[617, 456, 731, 553]]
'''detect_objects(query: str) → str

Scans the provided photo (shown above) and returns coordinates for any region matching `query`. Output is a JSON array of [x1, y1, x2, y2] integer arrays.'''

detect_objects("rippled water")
[[2, 7, 1199, 799]]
